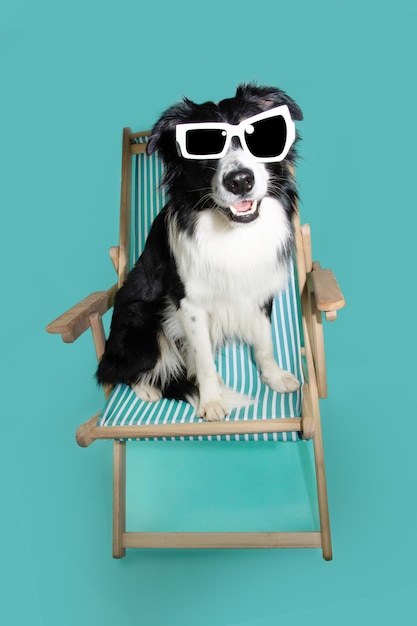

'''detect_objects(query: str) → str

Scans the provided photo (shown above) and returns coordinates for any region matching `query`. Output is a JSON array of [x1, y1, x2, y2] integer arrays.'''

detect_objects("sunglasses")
[[175, 105, 296, 163]]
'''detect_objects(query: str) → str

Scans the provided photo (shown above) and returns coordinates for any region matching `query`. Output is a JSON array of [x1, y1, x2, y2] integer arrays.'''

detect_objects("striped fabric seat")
[[99, 136, 304, 441]]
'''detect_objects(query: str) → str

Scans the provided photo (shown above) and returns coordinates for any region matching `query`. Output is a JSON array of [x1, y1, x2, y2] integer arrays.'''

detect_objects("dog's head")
[[147, 84, 303, 224]]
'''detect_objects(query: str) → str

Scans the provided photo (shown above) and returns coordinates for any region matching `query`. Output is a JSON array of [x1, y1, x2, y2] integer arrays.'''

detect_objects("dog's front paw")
[[131, 382, 163, 402], [263, 369, 301, 394], [197, 400, 227, 422]]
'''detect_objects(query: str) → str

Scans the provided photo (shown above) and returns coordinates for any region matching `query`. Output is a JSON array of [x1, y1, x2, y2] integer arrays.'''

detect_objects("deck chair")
[[47, 127, 345, 560]]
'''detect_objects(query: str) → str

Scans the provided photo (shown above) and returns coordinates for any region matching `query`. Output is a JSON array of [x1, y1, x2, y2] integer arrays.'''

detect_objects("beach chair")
[[47, 127, 345, 560]]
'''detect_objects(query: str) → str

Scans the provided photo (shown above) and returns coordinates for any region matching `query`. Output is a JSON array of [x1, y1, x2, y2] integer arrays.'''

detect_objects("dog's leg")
[[251, 312, 300, 393], [179, 299, 226, 421]]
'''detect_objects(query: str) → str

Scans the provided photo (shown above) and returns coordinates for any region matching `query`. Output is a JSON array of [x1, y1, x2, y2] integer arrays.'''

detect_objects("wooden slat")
[[109, 246, 119, 273], [46, 285, 117, 343], [308, 265, 345, 312], [294, 214, 307, 297], [89, 312, 106, 362], [301, 223, 313, 273], [118, 128, 133, 287], [80, 417, 302, 444], [113, 441, 126, 559], [130, 143, 147, 154], [76, 413, 100, 447], [309, 290, 328, 398], [302, 318, 332, 560], [301, 382, 315, 439], [122, 531, 322, 550], [130, 130, 151, 140]]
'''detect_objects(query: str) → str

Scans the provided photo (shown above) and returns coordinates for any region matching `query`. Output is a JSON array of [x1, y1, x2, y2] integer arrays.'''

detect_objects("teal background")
[[1, 0, 416, 624]]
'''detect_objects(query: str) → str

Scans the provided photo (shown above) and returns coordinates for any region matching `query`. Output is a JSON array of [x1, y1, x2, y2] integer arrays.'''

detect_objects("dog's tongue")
[[232, 201, 253, 213]]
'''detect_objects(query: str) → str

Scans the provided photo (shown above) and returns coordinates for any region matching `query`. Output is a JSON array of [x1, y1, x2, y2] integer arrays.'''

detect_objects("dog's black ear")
[[146, 98, 196, 156], [273, 89, 303, 121], [236, 83, 303, 121]]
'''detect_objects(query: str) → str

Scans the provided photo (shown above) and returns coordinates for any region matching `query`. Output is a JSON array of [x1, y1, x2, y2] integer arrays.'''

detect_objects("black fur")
[[97, 209, 194, 400]]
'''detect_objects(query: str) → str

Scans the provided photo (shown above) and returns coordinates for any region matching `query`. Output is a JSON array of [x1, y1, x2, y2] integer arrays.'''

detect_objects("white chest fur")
[[171, 198, 291, 304]]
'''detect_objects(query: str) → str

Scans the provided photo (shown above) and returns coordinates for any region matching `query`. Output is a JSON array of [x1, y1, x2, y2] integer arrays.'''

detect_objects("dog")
[[96, 83, 303, 421]]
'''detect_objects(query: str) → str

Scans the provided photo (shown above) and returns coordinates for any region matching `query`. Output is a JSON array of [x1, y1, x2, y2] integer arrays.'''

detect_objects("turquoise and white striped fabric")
[[132, 136, 167, 261], [99, 139, 304, 441]]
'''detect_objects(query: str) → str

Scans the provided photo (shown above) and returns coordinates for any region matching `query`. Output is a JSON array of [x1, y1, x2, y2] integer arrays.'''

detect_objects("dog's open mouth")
[[228, 200, 259, 223]]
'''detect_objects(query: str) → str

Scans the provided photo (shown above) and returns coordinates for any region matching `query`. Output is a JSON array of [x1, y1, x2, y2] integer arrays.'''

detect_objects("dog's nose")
[[223, 168, 255, 196]]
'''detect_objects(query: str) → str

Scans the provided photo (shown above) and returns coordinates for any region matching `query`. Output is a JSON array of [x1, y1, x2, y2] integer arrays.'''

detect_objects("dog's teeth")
[[230, 200, 257, 216]]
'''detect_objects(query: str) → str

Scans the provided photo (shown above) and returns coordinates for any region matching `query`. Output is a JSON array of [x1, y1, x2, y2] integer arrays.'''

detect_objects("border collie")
[[97, 83, 303, 421]]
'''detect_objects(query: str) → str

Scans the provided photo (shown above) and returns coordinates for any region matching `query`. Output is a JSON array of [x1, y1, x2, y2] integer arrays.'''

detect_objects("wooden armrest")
[[46, 284, 117, 343], [308, 262, 345, 315]]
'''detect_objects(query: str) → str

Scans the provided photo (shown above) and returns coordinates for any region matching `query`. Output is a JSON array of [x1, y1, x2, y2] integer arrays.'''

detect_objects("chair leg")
[[313, 422, 332, 561], [113, 440, 126, 558], [301, 316, 332, 561]]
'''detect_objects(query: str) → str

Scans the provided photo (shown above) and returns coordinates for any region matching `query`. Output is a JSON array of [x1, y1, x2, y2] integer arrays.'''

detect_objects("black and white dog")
[[97, 84, 303, 421]]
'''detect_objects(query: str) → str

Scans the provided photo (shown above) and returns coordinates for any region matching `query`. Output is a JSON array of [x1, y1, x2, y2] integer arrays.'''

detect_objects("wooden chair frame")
[[47, 128, 345, 560]]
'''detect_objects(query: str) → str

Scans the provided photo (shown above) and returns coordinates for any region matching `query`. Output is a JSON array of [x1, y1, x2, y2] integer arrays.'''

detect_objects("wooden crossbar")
[[130, 143, 148, 154], [121, 531, 323, 551], [76, 416, 305, 447]]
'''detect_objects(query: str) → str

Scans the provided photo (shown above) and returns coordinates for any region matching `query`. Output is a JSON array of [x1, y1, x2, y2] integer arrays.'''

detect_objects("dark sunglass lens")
[[186, 129, 226, 155], [245, 116, 287, 158]]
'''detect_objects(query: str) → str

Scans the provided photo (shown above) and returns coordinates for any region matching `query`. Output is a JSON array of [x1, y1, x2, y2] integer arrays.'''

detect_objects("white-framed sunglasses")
[[175, 105, 296, 163]]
